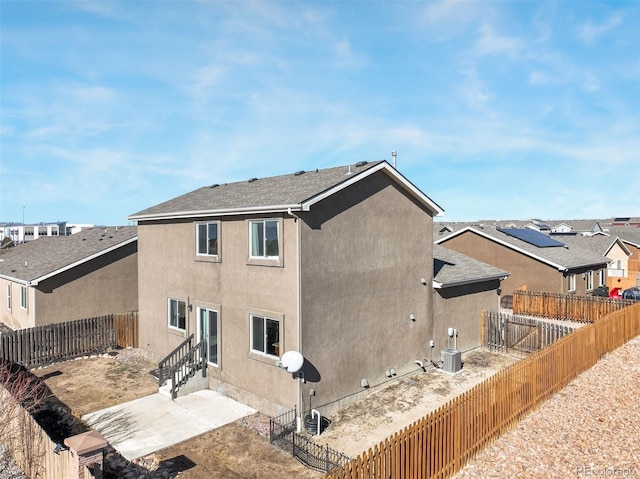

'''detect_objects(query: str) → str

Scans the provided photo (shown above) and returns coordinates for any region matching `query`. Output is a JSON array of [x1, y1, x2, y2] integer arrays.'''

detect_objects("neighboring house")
[[128, 160, 444, 416], [611, 228, 640, 288], [0, 227, 138, 330], [554, 234, 632, 291], [435, 227, 608, 297], [432, 245, 509, 353], [0, 222, 95, 243]]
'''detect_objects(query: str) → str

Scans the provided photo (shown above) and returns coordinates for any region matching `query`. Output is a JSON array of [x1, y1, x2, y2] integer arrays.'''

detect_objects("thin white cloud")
[[579, 12, 624, 45], [529, 71, 552, 86], [419, 0, 487, 41], [473, 23, 522, 58], [459, 67, 491, 108], [582, 73, 600, 92]]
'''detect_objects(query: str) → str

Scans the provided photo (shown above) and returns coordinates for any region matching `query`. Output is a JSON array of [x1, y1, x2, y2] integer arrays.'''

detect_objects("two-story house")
[[128, 160, 444, 416]]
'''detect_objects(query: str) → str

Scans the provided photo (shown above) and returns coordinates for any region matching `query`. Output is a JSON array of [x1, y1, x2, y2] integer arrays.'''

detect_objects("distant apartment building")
[[0, 222, 94, 244]]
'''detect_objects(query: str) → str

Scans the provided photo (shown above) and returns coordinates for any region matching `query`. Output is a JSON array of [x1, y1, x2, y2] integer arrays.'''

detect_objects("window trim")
[[195, 221, 221, 263], [586, 270, 594, 291], [567, 273, 576, 293], [20, 285, 27, 310], [168, 298, 187, 332], [249, 218, 282, 261], [249, 313, 281, 358]]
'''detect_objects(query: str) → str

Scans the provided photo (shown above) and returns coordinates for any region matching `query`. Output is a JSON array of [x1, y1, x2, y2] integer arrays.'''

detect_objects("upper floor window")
[[567, 274, 576, 293], [250, 220, 279, 259], [20, 285, 28, 309], [586, 271, 594, 291], [196, 222, 219, 257], [250, 314, 280, 357], [168, 298, 186, 331]]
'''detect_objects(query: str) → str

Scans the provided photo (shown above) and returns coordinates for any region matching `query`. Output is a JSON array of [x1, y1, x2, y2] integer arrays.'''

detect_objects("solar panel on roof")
[[498, 228, 566, 248]]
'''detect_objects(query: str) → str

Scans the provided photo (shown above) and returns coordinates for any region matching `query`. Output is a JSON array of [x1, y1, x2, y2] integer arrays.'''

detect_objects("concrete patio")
[[83, 390, 256, 460]]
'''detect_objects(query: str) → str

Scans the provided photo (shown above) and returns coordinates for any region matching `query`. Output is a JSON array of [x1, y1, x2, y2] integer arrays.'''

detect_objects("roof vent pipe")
[[391, 151, 397, 169]]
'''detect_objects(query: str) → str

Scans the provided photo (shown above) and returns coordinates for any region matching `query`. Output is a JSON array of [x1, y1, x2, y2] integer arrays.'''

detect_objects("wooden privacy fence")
[[0, 312, 138, 369], [326, 302, 640, 479], [0, 387, 70, 479], [483, 312, 575, 356], [512, 290, 633, 322]]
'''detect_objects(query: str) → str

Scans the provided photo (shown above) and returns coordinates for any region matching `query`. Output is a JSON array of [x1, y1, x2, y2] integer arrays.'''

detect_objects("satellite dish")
[[280, 350, 304, 373]]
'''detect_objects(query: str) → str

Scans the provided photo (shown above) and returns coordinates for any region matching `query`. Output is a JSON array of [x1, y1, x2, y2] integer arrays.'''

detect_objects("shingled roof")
[[129, 160, 444, 221], [555, 234, 631, 257], [0, 226, 137, 285], [433, 244, 509, 288], [435, 226, 608, 271]]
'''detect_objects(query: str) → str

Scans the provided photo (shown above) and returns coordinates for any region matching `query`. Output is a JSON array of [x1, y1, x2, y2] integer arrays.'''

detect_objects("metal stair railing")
[[168, 339, 207, 399], [158, 334, 194, 387]]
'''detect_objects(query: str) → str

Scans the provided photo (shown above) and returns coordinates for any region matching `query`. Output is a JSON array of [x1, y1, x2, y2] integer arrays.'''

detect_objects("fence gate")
[[483, 311, 575, 356]]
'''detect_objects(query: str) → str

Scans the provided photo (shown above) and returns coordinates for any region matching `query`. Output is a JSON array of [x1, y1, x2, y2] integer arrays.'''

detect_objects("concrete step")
[[157, 369, 208, 399]]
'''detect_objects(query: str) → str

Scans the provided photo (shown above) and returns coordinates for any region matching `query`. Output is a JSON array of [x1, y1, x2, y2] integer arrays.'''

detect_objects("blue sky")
[[1, 1, 639, 226]]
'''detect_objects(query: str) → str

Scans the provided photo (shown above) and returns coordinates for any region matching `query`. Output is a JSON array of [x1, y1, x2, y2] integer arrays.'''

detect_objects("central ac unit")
[[441, 348, 462, 373]]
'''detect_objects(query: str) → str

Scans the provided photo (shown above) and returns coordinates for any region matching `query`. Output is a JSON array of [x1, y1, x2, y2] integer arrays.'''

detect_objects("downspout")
[[287, 207, 303, 432]]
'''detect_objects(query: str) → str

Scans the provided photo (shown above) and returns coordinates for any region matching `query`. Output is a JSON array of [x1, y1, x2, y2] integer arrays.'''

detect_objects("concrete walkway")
[[82, 390, 256, 460]]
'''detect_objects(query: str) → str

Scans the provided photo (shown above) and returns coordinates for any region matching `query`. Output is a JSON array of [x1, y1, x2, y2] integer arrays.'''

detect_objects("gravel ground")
[[0, 444, 26, 479], [455, 336, 640, 479]]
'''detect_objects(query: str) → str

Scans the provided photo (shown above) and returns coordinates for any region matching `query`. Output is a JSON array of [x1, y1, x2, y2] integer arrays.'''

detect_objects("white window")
[[168, 298, 186, 331], [568, 274, 576, 292], [20, 286, 27, 309], [586, 271, 594, 291], [196, 222, 219, 257], [251, 314, 280, 357], [598, 269, 606, 287], [6, 284, 11, 310], [249, 220, 279, 259], [198, 308, 218, 366]]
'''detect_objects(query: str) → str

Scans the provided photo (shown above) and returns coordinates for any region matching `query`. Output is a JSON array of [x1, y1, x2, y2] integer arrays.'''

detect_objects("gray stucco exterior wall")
[[432, 280, 501, 354], [297, 173, 435, 415], [35, 242, 138, 325], [137, 216, 299, 415]]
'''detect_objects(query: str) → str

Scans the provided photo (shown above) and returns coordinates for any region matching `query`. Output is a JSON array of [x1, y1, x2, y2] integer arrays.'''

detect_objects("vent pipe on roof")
[[391, 151, 397, 169]]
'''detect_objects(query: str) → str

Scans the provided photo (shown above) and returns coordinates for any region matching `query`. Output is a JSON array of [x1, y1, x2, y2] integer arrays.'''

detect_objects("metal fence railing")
[[269, 408, 351, 475]]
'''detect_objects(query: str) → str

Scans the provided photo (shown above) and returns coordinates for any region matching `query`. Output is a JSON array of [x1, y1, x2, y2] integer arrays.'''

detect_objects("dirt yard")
[[32, 349, 158, 416], [310, 350, 517, 457], [30, 348, 516, 478]]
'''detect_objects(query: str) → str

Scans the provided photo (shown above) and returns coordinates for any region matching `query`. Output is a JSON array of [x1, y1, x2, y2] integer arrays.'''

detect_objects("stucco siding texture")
[[298, 172, 434, 414], [433, 281, 501, 353], [0, 279, 33, 329], [35, 243, 138, 325], [137, 217, 298, 414]]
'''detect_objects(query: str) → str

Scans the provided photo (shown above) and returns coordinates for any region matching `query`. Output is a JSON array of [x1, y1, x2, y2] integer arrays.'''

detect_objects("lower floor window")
[[20, 286, 27, 309], [598, 269, 606, 287], [568, 274, 576, 292], [251, 315, 279, 356], [168, 298, 186, 330]]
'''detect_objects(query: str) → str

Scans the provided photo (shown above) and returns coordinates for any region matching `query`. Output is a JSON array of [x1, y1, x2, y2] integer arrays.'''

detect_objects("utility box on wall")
[[441, 348, 462, 373]]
